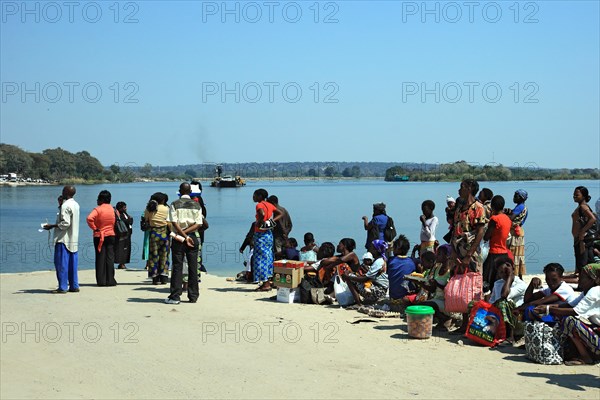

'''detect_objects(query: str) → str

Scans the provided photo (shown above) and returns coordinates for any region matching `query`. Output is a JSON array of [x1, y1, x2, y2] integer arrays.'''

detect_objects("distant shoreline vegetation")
[[1, 144, 598, 184]]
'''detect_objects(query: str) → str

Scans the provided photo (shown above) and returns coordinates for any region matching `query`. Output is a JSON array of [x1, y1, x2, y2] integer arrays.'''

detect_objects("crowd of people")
[[43, 179, 599, 365], [240, 181, 599, 365]]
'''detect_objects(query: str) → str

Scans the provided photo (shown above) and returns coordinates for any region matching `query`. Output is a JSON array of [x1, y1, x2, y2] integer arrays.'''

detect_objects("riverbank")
[[1, 269, 598, 399]]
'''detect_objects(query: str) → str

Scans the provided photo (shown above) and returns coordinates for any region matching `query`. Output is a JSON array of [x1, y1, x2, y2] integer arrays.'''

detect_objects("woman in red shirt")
[[252, 188, 282, 291], [483, 195, 512, 285], [87, 190, 117, 286]]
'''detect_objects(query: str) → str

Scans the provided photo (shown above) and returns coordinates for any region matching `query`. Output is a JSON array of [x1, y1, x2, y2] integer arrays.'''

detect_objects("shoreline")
[[1, 269, 598, 399], [2, 177, 599, 187]]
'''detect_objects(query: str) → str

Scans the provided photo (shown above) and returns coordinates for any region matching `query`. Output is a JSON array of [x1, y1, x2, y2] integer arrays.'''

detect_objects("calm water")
[[1, 179, 598, 276]]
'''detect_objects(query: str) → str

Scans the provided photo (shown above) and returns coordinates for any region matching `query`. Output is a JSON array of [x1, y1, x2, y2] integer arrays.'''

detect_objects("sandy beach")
[[1, 269, 598, 400]]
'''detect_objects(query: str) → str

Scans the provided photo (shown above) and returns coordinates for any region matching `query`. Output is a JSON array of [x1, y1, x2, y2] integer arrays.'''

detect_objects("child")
[[419, 200, 438, 254], [300, 232, 319, 262], [483, 195, 512, 285], [359, 252, 375, 293], [443, 196, 456, 243], [387, 235, 417, 300], [285, 238, 300, 261]]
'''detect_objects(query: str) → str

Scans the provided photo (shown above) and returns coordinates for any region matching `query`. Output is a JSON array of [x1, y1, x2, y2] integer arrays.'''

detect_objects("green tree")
[[110, 164, 120, 175], [29, 153, 51, 179], [74, 151, 104, 179], [351, 165, 361, 178], [324, 166, 336, 177], [0, 144, 33, 175], [43, 148, 77, 180]]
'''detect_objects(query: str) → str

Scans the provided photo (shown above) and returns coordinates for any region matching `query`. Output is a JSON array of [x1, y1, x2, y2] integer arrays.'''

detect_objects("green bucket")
[[405, 305, 435, 315]]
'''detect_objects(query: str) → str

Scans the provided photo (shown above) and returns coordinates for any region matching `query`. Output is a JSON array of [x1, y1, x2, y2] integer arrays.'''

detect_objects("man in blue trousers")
[[44, 185, 80, 293]]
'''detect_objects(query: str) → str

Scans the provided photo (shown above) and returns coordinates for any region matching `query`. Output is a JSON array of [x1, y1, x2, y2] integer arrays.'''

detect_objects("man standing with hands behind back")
[[165, 182, 204, 305], [44, 185, 80, 294]]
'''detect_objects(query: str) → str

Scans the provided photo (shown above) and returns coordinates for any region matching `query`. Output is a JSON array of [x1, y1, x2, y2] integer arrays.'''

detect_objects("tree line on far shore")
[[1, 143, 598, 184]]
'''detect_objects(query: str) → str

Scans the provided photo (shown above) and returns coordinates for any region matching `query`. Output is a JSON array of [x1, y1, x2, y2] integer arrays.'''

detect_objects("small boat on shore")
[[210, 165, 246, 188]]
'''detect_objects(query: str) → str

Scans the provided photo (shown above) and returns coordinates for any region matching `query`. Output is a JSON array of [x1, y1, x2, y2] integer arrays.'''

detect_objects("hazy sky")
[[1, 1, 599, 169]]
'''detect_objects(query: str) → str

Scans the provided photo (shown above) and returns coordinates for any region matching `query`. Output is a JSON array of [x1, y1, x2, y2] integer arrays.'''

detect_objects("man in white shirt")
[[44, 186, 80, 294]]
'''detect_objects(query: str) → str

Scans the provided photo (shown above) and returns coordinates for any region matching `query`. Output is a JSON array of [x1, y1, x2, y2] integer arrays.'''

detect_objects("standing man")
[[165, 182, 204, 304], [44, 186, 80, 294], [267, 195, 292, 260]]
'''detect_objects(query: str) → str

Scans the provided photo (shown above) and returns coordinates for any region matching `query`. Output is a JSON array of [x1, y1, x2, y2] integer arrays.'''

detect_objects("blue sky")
[[1, 1, 599, 168]]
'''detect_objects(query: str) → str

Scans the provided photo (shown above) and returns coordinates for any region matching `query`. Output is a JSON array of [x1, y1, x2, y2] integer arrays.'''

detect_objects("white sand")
[[1, 269, 598, 399]]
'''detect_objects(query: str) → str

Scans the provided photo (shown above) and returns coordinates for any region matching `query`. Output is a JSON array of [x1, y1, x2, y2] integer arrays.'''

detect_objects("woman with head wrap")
[[571, 186, 597, 273], [540, 263, 600, 365], [505, 189, 528, 279], [362, 202, 389, 252]]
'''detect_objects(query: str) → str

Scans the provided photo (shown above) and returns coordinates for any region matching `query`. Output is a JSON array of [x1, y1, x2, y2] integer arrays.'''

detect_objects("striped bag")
[[444, 272, 483, 313]]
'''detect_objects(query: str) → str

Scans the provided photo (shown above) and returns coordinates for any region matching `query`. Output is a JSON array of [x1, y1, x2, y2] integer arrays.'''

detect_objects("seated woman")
[[419, 244, 452, 325], [303, 241, 336, 278], [306, 238, 360, 287], [488, 256, 527, 343], [541, 263, 600, 365], [300, 232, 319, 263], [518, 263, 578, 322], [343, 245, 389, 305]]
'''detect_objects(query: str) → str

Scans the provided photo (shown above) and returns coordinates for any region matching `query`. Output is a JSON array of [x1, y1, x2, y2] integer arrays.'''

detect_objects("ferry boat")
[[210, 165, 246, 188]]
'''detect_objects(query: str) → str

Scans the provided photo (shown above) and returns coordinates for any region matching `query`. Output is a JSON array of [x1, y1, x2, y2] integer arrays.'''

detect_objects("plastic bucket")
[[406, 305, 435, 339]]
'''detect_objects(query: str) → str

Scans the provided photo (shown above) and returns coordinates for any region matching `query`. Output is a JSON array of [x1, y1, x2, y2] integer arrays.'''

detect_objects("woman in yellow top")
[[144, 192, 171, 285]]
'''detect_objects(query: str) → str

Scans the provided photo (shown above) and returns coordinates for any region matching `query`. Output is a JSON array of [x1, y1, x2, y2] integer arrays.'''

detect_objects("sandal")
[[255, 284, 272, 292], [564, 359, 591, 366]]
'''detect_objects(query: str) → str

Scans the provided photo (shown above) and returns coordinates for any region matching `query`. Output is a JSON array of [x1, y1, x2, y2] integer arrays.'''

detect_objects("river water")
[[1, 179, 598, 276]]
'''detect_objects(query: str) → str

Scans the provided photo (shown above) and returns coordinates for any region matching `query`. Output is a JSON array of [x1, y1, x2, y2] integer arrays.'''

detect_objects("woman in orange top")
[[252, 188, 282, 291], [87, 190, 117, 286]]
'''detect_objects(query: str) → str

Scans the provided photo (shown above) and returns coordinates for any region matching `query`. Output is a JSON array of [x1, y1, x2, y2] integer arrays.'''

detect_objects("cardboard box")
[[277, 287, 301, 303], [273, 266, 304, 288]]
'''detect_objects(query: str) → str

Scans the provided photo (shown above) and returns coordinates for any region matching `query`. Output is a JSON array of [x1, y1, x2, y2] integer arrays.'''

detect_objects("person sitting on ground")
[[541, 263, 600, 365], [403, 251, 437, 303], [419, 200, 439, 255], [518, 262, 578, 323], [387, 235, 417, 300], [489, 256, 527, 344], [418, 245, 452, 326], [410, 246, 436, 274], [306, 239, 360, 292], [303, 242, 336, 286], [285, 238, 300, 261], [344, 246, 389, 305], [483, 195, 512, 285], [300, 232, 319, 263]]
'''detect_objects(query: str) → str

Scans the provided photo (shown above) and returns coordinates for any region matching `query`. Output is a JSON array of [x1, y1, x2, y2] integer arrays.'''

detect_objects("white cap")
[[446, 195, 455, 204], [362, 252, 374, 261]]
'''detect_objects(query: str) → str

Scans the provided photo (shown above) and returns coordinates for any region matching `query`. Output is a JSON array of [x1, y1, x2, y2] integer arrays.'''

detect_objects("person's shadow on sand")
[[518, 371, 600, 392], [13, 289, 56, 295], [126, 297, 169, 304]]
